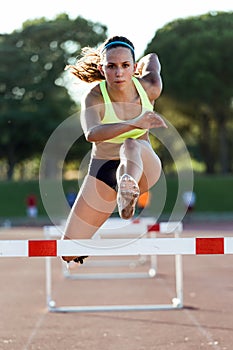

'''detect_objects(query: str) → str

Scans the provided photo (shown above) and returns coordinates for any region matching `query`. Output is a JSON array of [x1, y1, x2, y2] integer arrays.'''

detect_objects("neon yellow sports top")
[[99, 76, 153, 144]]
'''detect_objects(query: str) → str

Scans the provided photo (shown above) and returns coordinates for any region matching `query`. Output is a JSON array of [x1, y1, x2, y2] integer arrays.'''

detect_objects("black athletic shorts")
[[88, 159, 120, 191]]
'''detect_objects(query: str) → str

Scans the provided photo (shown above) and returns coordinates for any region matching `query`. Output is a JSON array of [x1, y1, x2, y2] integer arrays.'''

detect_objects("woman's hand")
[[132, 111, 168, 130]]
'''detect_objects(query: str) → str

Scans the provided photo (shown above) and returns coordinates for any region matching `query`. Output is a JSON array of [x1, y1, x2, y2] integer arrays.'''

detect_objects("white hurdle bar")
[[0, 236, 231, 257], [1, 233, 232, 312]]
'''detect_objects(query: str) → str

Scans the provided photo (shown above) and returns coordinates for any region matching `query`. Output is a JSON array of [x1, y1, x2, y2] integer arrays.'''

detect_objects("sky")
[[0, 0, 232, 58]]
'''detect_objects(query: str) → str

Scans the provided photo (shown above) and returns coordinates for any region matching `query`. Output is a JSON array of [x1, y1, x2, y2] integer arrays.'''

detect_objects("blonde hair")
[[65, 36, 135, 83]]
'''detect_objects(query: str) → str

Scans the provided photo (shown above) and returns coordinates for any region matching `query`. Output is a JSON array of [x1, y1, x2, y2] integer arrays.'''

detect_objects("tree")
[[146, 12, 233, 173], [0, 15, 107, 179]]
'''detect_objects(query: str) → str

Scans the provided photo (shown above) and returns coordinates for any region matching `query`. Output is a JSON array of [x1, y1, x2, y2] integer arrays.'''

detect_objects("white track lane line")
[[22, 310, 47, 350], [160, 277, 223, 349], [184, 309, 222, 349]]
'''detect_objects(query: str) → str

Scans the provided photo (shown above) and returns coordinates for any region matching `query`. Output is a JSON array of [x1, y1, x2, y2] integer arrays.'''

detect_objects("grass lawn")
[[0, 175, 232, 220]]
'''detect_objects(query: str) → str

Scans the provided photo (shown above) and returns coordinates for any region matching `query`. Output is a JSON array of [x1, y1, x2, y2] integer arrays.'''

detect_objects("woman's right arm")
[[81, 88, 140, 142], [81, 88, 167, 143]]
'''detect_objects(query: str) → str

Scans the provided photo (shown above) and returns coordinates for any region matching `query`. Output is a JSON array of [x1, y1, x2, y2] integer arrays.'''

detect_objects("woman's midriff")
[[91, 133, 150, 160]]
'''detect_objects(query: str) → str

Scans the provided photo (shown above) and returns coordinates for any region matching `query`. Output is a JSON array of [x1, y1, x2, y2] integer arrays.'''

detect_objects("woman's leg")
[[116, 139, 143, 219], [116, 138, 143, 182], [116, 139, 161, 219], [137, 139, 162, 193], [117, 138, 161, 189], [62, 175, 117, 261]]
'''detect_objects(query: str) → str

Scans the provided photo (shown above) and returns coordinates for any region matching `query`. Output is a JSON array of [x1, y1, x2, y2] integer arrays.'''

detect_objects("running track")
[[0, 222, 233, 350]]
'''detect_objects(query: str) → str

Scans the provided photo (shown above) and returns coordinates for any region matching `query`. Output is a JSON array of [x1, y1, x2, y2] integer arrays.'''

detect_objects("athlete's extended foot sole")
[[117, 174, 140, 220]]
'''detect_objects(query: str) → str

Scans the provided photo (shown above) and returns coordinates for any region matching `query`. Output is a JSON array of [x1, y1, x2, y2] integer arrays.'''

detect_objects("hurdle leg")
[[172, 231, 183, 307], [45, 256, 56, 309], [148, 231, 157, 277], [173, 254, 183, 307]]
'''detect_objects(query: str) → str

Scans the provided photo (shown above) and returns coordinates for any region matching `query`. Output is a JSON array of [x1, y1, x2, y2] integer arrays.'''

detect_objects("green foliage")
[[0, 15, 107, 179], [1, 12, 233, 180], [147, 12, 233, 174], [153, 12, 233, 105]]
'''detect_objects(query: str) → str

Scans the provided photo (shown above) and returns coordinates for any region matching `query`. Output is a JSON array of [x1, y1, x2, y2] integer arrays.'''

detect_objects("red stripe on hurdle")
[[28, 240, 57, 257], [147, 224, 160, 232], [196, 238, 224, 255]]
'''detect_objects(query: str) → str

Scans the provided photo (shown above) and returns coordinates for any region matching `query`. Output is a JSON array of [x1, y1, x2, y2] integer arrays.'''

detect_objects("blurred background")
[[0, 2, 232, 226]]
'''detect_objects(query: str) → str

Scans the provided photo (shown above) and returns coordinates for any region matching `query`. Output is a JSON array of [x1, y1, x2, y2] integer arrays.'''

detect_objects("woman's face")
[[99, 47, 136, 88]]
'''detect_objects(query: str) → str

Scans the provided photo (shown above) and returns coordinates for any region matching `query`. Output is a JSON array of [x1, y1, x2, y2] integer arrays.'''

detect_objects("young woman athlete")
[[62, 35, 167, 263]]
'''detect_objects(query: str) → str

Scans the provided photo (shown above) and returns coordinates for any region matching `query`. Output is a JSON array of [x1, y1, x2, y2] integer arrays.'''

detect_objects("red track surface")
[[0, 223, 233, 350]]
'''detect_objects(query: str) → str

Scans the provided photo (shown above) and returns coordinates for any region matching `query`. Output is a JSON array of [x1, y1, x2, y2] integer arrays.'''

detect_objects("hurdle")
[[42, 220, 183, 312], [44, 217, 163, 280], [1, 236, 232, 312]]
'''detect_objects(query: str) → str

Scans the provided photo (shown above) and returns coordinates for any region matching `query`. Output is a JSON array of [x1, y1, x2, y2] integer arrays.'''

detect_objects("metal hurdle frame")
[[44, 217, 158, 280], [44, 220, 184, 312]]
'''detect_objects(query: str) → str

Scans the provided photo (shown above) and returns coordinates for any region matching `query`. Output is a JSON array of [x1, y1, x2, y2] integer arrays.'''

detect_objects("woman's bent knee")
[[120, 139, 141, 160], [124, 138, 137, 148]]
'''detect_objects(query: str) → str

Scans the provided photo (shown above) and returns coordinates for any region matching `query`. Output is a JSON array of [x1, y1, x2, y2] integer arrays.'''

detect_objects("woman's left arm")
[[136, 53, 163, 101]]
